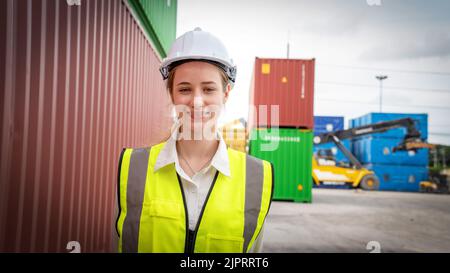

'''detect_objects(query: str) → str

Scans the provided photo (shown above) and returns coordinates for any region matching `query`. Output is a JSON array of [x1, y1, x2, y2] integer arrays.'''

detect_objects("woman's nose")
[[193, 95, 204, 109]]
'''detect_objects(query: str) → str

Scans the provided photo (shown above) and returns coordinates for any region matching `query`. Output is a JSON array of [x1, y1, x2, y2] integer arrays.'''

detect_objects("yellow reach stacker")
[[223, 117, 437, 192], [312, 118, 434, 190]]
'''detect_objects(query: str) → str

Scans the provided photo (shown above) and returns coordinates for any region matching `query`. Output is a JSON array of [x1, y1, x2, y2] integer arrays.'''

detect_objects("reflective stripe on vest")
[[116, 147, 151, 253], [116, 142, 273, 253], [243, 155, 264, 252]]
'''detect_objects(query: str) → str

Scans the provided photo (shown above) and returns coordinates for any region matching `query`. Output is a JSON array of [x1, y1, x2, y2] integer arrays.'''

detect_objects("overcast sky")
[[176, 0, 450, 145]]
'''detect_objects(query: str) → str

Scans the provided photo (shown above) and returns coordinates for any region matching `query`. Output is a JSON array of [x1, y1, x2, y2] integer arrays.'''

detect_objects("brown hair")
[[166, 62, 229, 96]]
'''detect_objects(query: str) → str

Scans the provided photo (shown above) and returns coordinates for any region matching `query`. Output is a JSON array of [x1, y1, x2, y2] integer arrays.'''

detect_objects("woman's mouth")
[[188, 110, 213, 121]]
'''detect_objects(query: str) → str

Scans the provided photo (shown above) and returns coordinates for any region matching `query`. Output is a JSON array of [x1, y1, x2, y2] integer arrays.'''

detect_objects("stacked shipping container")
[[248, 58, 315, 129], [248, 58, 315, 202], [314, 116, 344, 135], [313, 116, 350, 164], [249, 128, 313, 202], [0, 0, 176, 252], [349, 113, 429, 192], [127, 0, 177, 57]]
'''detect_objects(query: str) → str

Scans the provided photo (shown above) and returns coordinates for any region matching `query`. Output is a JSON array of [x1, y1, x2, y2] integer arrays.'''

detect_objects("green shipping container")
[[128, 0, 177, 58], [249, 128, 313, 203]]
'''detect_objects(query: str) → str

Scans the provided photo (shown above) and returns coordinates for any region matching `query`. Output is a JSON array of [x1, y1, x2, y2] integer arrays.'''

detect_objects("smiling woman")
[[115, 28, 274, 253], [170, 61, 229, 134]]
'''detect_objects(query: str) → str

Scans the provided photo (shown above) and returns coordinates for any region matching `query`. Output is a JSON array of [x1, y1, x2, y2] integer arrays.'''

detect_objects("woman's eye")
[[179, 88, 190, 93], [204, 88, 216, 92]]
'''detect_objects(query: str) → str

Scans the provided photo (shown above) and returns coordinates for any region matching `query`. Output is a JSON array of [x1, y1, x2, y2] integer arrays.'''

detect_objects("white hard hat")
[[159, 27, 237, 87]]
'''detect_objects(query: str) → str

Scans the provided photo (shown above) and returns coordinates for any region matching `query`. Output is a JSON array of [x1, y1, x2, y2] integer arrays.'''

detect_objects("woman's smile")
[[184, 109, 214, 122]]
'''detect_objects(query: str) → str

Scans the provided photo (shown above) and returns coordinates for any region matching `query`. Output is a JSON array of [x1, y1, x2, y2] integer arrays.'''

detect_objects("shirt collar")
[[154, 122, 231, 178]]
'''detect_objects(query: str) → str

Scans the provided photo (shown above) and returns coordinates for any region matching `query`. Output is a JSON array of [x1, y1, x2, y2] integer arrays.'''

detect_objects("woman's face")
[[171, 61, 230, 137]]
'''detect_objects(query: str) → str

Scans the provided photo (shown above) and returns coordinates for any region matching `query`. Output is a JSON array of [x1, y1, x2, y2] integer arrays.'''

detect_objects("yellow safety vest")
[[116, 141, 273, 253]]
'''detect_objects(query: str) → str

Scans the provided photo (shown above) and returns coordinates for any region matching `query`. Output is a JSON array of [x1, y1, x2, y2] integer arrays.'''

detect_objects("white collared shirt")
[[153, 122, 264, 253]]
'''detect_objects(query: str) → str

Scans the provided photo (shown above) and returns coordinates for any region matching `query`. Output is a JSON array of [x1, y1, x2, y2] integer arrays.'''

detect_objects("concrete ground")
[[263, 188, 450, 253]]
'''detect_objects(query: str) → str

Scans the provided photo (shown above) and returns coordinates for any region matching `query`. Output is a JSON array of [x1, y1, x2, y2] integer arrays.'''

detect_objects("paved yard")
[[263, 188, 450, 253]]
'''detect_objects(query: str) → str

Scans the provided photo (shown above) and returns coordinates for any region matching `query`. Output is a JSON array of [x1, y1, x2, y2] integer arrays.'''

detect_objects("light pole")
[[376, 75, 388, 112]]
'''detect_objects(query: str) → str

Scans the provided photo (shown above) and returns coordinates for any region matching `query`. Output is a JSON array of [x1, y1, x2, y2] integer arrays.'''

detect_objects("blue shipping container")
[[352, 137, 429, 166], [349, 113, 428, 140], [314, 116, 344, 136], [314, 139, 351, 163], [364, 164, 428, 192]]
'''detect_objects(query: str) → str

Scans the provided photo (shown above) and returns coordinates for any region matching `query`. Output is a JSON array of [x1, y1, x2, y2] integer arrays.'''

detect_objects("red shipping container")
[[0, 0, 172, 253], [248, 58, 315, 130]]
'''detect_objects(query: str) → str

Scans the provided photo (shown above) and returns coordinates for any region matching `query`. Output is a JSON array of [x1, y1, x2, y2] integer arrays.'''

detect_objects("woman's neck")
[[175, 125, 220, 177], [176, 135, 219, 178], [176, 124, 219, 157], [176, 137, 219, 161]]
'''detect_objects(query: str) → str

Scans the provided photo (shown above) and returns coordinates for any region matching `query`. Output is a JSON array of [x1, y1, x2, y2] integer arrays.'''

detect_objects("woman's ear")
[[223, 83, 231, 103], [168, 89, 175, 103]]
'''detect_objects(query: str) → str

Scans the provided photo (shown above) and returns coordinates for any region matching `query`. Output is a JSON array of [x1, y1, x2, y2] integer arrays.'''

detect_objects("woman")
[[115, 28, 273, 253]]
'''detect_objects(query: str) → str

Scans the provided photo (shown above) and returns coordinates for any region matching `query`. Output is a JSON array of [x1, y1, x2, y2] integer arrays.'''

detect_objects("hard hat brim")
[[160, 55, 236, 85]]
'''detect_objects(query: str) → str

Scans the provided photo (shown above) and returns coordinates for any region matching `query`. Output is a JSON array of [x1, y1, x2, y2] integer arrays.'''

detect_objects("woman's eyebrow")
[[201, 81, 217, 85], [176, 82, 191, 86]]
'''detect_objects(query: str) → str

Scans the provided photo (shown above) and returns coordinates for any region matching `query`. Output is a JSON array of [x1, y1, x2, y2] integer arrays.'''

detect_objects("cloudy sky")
[[176, 0, 450, 145]]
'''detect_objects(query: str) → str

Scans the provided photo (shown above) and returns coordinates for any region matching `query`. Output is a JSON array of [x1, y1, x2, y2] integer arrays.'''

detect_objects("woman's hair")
[[166, 61, 229, 95]]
